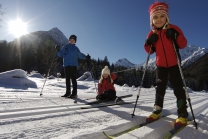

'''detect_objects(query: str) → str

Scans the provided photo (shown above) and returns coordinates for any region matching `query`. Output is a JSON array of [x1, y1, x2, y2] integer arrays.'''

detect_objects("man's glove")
[[166, 28, 179, 41], [86, 54, 91, 67], [86, 54, 91, 61], [86, 54, 91, 62], [145, 33, 158, 46], [55, 45, 60, 52]]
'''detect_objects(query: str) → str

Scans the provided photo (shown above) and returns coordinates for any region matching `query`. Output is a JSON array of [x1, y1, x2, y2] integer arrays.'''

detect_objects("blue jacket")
[[57, 43, 86, 67]]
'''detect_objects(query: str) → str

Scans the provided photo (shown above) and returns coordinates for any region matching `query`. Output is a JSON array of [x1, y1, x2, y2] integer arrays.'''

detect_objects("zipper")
[[159, 30, 169, 67]]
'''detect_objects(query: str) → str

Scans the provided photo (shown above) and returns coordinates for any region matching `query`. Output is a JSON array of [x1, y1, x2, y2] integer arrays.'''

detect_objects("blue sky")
[[0, 0, 208, 64]]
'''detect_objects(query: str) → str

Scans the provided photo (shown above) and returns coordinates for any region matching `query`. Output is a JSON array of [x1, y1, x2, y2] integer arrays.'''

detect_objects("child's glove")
[[145, 33, 158, 46], [166, 28, 179, 41]]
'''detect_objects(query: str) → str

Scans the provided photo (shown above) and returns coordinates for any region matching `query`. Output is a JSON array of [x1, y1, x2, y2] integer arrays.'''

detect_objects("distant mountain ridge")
[[12, 27, 68, 47], [180, 45, 208, 68], [183, 53, 208, 80], [114, 58, 135, 68], [8, 28, 208, 70], [114, 45, 208, 69]]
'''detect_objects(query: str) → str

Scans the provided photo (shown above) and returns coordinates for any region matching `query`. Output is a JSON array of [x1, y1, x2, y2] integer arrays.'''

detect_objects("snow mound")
[[29, 73, 44, 79], [187, 87, 193, 93], [77, 71, 94, 81], [122, 84, 129, 87], [1, 69, 28, 78], [0, 69, 37, 88], [48, 75, 55, 79]]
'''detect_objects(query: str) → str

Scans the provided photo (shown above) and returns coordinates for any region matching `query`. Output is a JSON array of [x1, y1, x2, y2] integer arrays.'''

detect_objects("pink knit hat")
[[149, 2, 169, 28]]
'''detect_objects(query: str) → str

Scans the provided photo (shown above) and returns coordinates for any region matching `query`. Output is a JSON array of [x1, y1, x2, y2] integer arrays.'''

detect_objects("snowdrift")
[[77, 71, 94, 81], [0, 69, 37, 88]]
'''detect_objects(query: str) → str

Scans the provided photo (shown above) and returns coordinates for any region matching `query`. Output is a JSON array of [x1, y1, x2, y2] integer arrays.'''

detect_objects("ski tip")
[[103, 131, 114, 139]]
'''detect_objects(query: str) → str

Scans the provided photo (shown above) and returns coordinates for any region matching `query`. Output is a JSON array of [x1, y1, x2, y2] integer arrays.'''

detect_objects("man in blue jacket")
[[55, 35, 90, 98]]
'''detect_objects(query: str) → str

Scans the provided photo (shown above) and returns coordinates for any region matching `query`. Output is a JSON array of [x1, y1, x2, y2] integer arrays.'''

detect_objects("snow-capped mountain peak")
[[114, 58, 135, 68], [180, 45, 208, 68], [12, 27, 69, 47], [138, 44, 208, 69], [116, 45, 208, 69]]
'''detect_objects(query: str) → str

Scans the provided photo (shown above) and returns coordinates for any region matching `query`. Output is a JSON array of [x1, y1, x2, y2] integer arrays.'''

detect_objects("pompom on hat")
[[149, 1, 169, 28], [102, 66, 110, 75]]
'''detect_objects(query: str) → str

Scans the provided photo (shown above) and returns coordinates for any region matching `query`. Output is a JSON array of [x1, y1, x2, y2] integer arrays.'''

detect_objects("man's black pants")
[[64, 66, 77, 95]]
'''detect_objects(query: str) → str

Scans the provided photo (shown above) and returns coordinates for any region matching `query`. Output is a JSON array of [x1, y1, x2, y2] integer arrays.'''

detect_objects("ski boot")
[[174, 117, 188, 129], [115, 97, 124, 104], [68, 94, 78, 99], [61, 93, 70, 97], [146, 105, 162, 123]]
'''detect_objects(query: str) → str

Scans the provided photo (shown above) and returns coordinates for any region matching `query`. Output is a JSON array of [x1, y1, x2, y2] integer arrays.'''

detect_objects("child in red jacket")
[[96, 66, 122, 103], [144, 1, 188, 127]]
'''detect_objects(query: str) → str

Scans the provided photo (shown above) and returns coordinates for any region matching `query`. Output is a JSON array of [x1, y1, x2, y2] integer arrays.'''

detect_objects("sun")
[[9, 19, 28, 38]]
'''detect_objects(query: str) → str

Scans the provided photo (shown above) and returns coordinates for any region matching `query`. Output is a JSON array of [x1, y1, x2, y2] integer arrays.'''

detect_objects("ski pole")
[[131, 45, 152, 118], [40, 53, 57, 96], [90, 70, 98, 93], [172, 41, 198, 129], [89, 63, 98, 94], [86, 54, 98, 94]]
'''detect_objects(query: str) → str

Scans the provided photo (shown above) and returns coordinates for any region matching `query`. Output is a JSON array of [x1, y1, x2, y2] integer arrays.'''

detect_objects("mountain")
[[114, 58, 135, 68], [183, 53, 208, 80], [117, 45, 208, 69], [180, 45, 208, 68], [11, 27, 68, 47]]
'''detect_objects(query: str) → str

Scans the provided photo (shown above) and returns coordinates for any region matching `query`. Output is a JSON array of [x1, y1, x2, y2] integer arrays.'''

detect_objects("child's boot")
[[175, 108, 189, 129], [114, 97, 124, 104], [174, 116, 188, 129], [146, 105, 162, 123]]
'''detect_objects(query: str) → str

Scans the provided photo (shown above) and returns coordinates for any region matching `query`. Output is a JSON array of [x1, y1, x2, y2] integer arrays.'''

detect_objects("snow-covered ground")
[[0, 69, 207, 139]]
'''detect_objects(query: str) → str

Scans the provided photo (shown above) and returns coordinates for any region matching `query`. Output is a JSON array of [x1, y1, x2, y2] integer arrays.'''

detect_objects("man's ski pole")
[[172, 41, 198, 129], [40, 53, 57, 96], [86, 54, 98, 94], [131, 45, 152, 118]]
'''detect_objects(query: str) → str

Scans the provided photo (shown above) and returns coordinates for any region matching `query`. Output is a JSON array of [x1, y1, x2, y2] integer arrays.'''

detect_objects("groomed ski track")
[[0, 91, 208, 139]]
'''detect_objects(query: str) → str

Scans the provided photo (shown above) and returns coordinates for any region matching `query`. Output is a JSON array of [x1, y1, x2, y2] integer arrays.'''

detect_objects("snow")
[[0, 69, 208, 139]]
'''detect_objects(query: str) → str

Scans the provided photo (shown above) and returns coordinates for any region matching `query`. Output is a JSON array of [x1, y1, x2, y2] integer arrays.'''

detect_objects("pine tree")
[[0, 41, 8, 72]]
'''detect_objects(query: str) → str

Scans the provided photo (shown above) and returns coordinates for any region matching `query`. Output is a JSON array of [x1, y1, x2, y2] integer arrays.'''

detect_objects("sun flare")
[[9, 19, 28, 38]]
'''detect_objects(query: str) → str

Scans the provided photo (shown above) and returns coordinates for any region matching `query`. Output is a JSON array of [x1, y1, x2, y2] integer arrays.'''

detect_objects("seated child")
[[96, 66, 122, 103]]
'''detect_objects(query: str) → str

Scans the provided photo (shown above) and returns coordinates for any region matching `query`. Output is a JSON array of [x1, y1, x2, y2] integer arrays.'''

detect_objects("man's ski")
[[163, 121, 192, 139], [103, 115, 167, 139]]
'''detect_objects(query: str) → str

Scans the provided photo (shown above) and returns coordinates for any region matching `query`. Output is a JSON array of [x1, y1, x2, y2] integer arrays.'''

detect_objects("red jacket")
[[98, 73, 117, 95], [144, 24, 187, 67]]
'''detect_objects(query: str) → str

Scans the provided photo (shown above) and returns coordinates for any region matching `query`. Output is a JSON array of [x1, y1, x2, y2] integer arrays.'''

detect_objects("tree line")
[[0, 40, 207, 91]]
